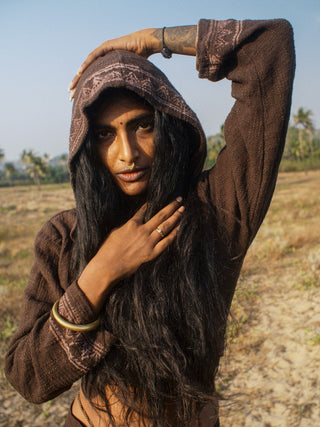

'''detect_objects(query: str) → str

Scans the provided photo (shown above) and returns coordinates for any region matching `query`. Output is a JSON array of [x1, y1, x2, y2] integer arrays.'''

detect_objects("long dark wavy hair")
[[71, 89, 227, 426]]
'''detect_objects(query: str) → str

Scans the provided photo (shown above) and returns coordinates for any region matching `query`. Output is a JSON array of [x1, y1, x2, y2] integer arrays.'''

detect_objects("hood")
[[69, 50, 206, 182]]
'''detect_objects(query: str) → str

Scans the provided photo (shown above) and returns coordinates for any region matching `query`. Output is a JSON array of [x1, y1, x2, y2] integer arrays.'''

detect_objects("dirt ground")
[[0, 171, 319, 426]]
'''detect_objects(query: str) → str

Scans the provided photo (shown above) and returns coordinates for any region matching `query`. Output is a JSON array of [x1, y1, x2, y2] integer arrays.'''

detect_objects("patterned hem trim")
[[49, 315, 106, 373], [198, 19, 243, 81], [69, 62, 201, 159]]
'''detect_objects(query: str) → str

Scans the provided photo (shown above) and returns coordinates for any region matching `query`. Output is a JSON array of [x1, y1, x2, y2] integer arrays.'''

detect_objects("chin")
[[117, 179, 149, 197], [120, 185, 148, 198]]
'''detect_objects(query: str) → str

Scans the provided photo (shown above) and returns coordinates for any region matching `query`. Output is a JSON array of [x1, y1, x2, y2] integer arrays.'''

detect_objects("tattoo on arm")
[[152, 26, 197, 56]]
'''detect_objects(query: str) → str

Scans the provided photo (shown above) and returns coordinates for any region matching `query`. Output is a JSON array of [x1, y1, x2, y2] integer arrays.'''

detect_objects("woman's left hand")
[[68, 28, 161, 100]]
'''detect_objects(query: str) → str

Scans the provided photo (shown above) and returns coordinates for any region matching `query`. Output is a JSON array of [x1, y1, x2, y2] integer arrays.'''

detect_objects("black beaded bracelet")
[[161, 27, 172, 59]]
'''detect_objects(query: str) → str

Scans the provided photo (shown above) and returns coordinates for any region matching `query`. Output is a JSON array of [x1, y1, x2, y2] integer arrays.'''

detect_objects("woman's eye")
[[136, 120, 154, 132], [95, 129, 113, 140]]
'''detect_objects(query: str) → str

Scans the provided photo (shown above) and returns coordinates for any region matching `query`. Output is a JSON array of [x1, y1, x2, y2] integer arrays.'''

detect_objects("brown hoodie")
[[69, 49, 207, 182], [5, 18, 295, 425]]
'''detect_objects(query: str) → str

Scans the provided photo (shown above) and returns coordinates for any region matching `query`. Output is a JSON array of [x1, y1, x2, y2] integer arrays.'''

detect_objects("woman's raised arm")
[[68, 26, 197, 99]]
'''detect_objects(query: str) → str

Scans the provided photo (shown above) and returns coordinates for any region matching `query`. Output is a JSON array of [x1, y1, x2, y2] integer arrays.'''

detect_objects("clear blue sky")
[[1, 0, 319, 161]]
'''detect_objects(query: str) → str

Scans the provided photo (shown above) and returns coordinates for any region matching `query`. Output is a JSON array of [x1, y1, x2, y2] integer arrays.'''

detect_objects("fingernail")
[[178, 206, 185, 213], [69, 94, 74, 102], [67, 84, 72, 92], [176, 196, 182, 203]]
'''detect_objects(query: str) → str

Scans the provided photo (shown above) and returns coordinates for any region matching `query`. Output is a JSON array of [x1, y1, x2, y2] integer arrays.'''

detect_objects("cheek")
[[143, 137, 155, 160], [97, 144, 115, 170], [96, 145, 106, 167]]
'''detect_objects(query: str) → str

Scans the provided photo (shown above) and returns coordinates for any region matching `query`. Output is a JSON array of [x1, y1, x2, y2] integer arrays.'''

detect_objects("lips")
[[117, 168, 149, 182]]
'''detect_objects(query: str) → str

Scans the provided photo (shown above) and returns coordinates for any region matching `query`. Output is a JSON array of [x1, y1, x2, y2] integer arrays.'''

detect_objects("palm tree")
[[4, 162, 17, 184], [21, 150, 48, 189], [293, 108, 314, 170]]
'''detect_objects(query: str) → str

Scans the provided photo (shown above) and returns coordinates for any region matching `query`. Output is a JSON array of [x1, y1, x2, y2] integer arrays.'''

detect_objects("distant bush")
[[279, 156, 320, 172]]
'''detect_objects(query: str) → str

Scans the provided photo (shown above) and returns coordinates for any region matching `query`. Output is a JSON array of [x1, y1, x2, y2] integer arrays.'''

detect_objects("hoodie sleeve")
[[196, 19, 295, 258], [4, 211, 114, 403]]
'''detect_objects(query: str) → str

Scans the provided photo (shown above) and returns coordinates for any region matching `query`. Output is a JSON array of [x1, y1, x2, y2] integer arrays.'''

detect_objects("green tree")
[[0, 149, 4, 163], [4, 162, 17, 184], [205, 124, 226, 169], [21, 150, 48, 188], [59, 153, 68, 173], [293, 108, 314, 169], [283, 125, 300, 160]]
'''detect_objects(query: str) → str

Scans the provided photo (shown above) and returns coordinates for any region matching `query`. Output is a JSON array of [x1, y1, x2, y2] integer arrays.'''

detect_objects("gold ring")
[[156, 227, 165, 238]]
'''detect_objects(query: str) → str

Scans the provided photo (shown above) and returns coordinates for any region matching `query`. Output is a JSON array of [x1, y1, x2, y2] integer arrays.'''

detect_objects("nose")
[[118, 130, 139, 164]]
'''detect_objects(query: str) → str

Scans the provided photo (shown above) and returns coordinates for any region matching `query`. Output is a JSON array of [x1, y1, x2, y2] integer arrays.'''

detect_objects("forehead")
[[90, 90, 154, 125]]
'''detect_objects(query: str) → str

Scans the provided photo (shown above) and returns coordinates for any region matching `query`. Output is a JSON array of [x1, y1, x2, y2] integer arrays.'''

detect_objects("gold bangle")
[[52, 300, 100, 332]]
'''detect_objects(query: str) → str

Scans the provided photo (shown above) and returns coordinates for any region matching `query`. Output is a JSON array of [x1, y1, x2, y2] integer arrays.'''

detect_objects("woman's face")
[[92, 92, 155, 197]]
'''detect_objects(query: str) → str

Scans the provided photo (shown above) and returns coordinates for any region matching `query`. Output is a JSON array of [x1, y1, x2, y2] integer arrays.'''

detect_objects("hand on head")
[[68, 29, 161, 100]]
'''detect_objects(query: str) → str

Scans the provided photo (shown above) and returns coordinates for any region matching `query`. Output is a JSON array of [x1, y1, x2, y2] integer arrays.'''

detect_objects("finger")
[[69, 89, 75, 101], [152, 206, 184, 241], [132, 203, 147, 223], [77, 47, 106, 77], [154, 226, 165, 239], [146, 197, 183, 230], [68, 64, 90, 92], [152, 225, 180, 258], [68, 48, 104, 92], [68, 75, 80, 92]]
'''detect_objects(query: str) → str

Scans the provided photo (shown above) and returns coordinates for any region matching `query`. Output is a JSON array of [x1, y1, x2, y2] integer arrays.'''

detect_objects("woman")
[[5, 19, 295, 426]]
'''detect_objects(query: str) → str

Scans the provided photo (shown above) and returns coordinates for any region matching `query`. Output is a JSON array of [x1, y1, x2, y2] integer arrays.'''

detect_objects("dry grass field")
[[0, 171, 319, 426]]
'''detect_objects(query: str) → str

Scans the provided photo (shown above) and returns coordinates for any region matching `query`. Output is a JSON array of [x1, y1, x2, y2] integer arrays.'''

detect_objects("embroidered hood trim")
[[69, 50, 206, 182]]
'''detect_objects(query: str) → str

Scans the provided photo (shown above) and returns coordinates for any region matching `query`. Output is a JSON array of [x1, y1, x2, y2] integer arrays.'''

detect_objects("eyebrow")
[[93, 112, 154, 129]]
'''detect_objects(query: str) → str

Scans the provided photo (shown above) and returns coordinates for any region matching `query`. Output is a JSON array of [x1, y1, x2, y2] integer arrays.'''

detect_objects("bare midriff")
[[72, 385, 155, 426], [71, 385, 218, 426]]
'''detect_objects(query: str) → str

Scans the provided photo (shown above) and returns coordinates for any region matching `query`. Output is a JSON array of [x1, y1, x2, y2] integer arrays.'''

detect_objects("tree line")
[[204, 108, 320, 172], [0, 150, 69, 188], [0, 108, 319, 187]]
